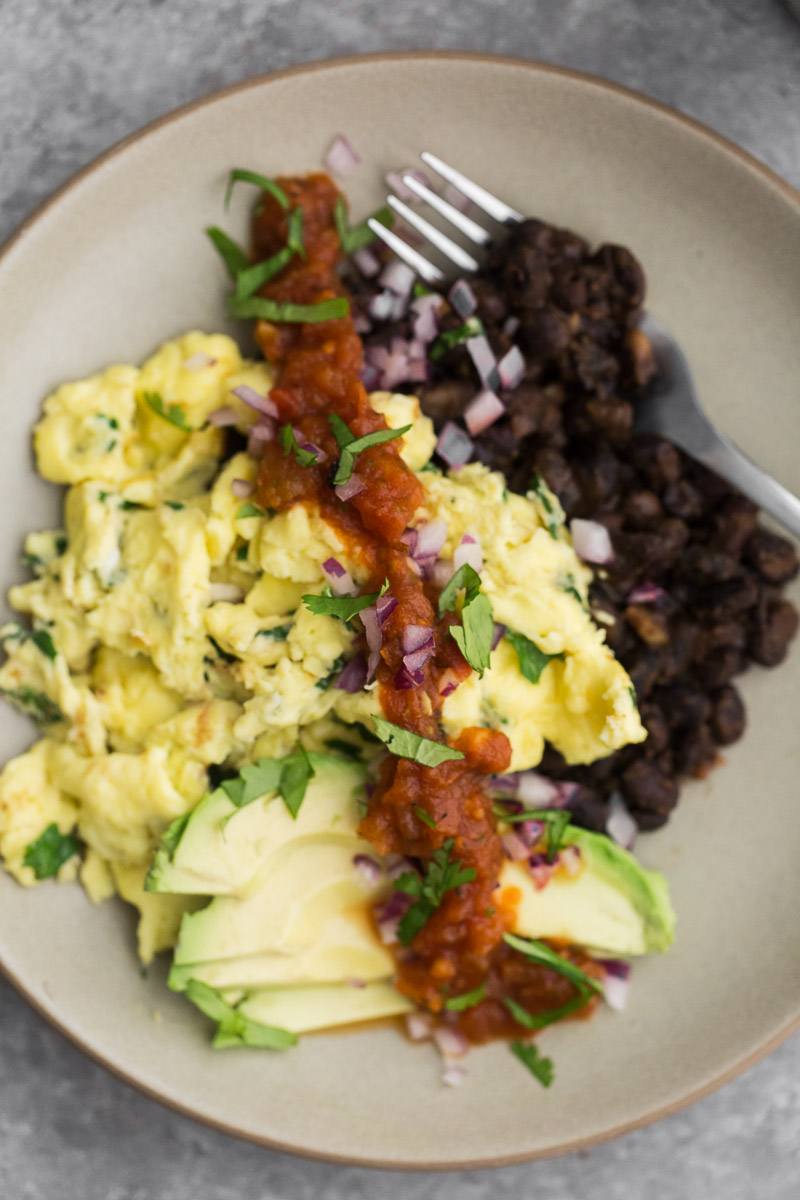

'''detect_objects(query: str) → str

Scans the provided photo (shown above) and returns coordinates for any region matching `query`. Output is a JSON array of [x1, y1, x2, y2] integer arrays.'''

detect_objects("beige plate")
[[0, 53, 798, 1170]]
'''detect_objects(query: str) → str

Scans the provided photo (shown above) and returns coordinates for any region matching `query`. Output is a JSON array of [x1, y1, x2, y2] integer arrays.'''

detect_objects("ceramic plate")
[[0, 53, 798, 1169]]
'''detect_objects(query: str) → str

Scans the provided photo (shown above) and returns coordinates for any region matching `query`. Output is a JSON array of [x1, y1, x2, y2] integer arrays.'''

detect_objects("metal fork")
[[368, 152, 800, 540]]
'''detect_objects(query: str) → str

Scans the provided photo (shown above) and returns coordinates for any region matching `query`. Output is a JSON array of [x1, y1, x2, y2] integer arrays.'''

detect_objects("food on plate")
[[6, 152, 790, 1087]]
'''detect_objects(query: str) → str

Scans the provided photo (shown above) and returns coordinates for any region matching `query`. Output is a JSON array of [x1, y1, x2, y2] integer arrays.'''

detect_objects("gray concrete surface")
[[1, 1, 798, 1197]]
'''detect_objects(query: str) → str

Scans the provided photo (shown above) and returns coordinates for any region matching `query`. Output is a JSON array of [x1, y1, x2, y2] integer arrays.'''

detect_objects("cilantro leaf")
[[236, 502, 265, 519], [224, 168, 289, 211], [395, 838, 476, 944], [286, 206, 305, 259], [450, 591, 494, 677], [560, 574, 587, 608], [444, 982, 486, 1012], [438, 564, 493, 677], [330, 419, 411, 486], [2, 686, 63, 724], [372, 718, 465, 767], [505, 629, 564, 685], [234, 246, 293, 299], [221, 750, 314, 819], [429, 317, 485, 362], [334, 197, 394, 253], [504, 934, 603, 996], [413, 804, 437, 830], [528, 474, 561, 539], [510, 1040, 554, 1087], [24, 823, 80, 879], [206, 226, 249, 279], [185, 980, 297, 1050], [229, 295, 349, 324], [493, 806, 572, 861], [327, 412, 356, 450], [504, 992, 590, 1032], [144, 392, 191, 432], [31, 629, 57, 660], [280, 423, 319, 467], [302, 588, 382, 622]]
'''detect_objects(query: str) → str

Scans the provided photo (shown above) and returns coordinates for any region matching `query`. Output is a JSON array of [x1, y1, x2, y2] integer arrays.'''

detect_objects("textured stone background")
[[0, 2, 798, 1197]]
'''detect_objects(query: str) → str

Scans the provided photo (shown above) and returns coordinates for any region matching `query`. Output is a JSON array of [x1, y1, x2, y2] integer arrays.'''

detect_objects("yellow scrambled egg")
[[0, 332, 644, 962]]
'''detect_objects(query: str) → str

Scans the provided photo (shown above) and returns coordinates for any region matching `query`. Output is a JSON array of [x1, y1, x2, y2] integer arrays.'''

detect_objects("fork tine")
[[421, 152, 524, 225], [366, 218, 446, 285], [400, 174, 492, 246], [387, 196, 480, 273]]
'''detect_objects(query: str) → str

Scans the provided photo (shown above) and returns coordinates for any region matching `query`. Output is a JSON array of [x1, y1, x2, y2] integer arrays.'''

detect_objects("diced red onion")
[[360, 363, 381, 390], [385, 168, 430, 203], [352, 853, 383, 886], [556, 781, 580, 808], [334, 476, 366, 503], [491, 623, 506, 650], [516, 819, 544, 848], [403, 624, 435, 654], [444, 182, 469, 212], [392, 293, 410, 321], [184, 352, 216, 371], [501, 831, 530, 861], [335, 655, 368, 693], [436, 422, 474, 469], [386, 855, 416, 882], [448, 279, 477, 318], [430, 559, 455, 589], [404, 645, 434, 675], [606, 792, 637, 850], [570, 519, 614, 565], [247, 422, 275, 458], [412, 520, 447, 564], [411, 294, 441, 344], [599, 960, 632, 1011], [322, 557, 356, 596], [433, 1026, 469, 1059], [627, 581, 667, 604], [360, 606, 382, 681], [406, 358, 429, 383], [502, 315, 520, 338], [497, 345, 526, 391], [231, 478, 254, 499], [464, 389, 505, 436], [395, 664, 423, 689], [232, 386, 279, 419], [374, 890, 412, 944], [375, 594, 398, 626], [208, 406, 239, 427], [560, 844, 582, 877], [325, 133, 361, 178], [379, 260, 415, 298], [353, 314, 372, 335], [599, 958, 632, 981], [516, 772, 563, 808], [209, 583, 244, 604], [368, 293, 395, 322], [438, 669, 461, 699], [453, 533, 483, 573], [528, 853, 554, 890], [406, 1012, 433, 1042], [441, 1062, 467, 1088], [381, 351, 413, 390], [353, 247, 381, 277], [466, 336, 499, 390]]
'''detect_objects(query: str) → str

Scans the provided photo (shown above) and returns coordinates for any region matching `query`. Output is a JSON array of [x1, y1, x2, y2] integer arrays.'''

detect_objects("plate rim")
[[1, 49, 798, 1170]]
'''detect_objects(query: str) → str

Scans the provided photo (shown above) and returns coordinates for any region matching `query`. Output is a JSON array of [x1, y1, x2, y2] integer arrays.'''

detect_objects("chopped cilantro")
[[413, 804, 437, 830], [208, 636, 237, 664], [510, 1040, 554, 1087], [256, 625, 290, 641], [528, 474, 561, 539], [224, 168, 289, 212], [280, 423, 319, 467], [286, 206, 305, 259], [561, 574, 586, 608], [119, 499, 146, 511], [165, 500, 185, 511], [229, 294, 349, 324], [185, 980, 296, 1051], [221, 748, 315, 820], [505, 629, 564, 685], [206, 226, 249, 278], [372, 718, 465, 767], [23, 823, 80, 880], [492, 805, 571, 862], [234, 246, 293, 299], [302, 585, 386, 623], [395, 838, 476, 944], [438, 563, 493, 677], [31, 629, 57, 660], [444, 982, 486, 1012], [629, 684, 638, 708], [315, 654, 347, 690], [96, 413, 119, 430], [3, 687, 63, 724], [504, 934, 603, 997], [437, 563, 481, 617], [324, 738, 363, 761], [429, 317, 484, 361], [144, 392, 191, 432], [412, 281, 432, 298], [236, 502, 265, 520], [55, 536, 67, 555], [326, 414, 411, 486], [334, 197, 394, 253], [235, 542, 249, 561]]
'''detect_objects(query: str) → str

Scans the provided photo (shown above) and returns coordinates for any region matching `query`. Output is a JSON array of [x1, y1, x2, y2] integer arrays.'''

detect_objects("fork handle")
[[688, 430, 800, 541]]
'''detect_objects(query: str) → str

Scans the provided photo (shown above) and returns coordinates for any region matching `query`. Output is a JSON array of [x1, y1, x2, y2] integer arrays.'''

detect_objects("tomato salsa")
[[252, 174, 595, 1042]]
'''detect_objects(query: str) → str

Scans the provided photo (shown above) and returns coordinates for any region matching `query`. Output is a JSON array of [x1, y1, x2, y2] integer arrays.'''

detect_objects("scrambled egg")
[[0, 331, 644, 962]]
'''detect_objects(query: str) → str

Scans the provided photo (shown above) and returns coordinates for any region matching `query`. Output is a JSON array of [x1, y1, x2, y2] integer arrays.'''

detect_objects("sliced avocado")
[[169, 907, 394, 991], [500, 825, 675, 956], [146, 753, 366, 896], [232, 981, 412, 1034]]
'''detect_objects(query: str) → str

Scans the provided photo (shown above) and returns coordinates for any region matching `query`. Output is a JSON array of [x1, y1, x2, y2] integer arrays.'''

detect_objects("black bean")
[[621, 759, 679, 817], [710, 685, 746, 745], [563, 785, 610, 833], [624, 488, 663, 529], [744, 529, 799, 585], [672, 724, 718, 777], [749, 599, 799, 667]]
